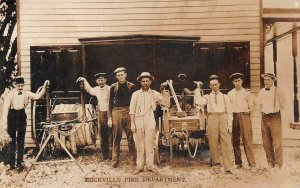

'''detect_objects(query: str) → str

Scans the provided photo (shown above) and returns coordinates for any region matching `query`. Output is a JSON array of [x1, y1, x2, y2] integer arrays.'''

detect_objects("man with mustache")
[[2, 76, 49, 172]]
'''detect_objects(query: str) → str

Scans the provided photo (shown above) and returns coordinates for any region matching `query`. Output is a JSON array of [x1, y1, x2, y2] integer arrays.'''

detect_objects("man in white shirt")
[[228, 73, 256, 169], [78, 73, 112, 160], [195, 75, 234, 174], [2, 76, 49, 172], [255, 73, 285, 169], [129, 72, 164, 175]]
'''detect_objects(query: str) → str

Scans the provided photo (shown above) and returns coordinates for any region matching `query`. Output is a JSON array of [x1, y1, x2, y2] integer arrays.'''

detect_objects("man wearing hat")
[[228, 73, 256, 170], [255, 73, 285, 169], [2, 76, 49, 172], [129, 72, 165, 175], [77, 73, 112, 160], [109, 67, 136, 168], [195, 74, 234, 174]]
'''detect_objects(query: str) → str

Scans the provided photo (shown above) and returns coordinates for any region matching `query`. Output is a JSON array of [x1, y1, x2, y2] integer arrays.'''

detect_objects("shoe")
[[16, 163, 26, 173], [103, 155, 110, 160], [112, 161, 119, 168], [235, 164, 243, 169], [8, 164, 15, 171], [148, 168, 159, 174], [212, 167, 221, 174], [271, 164, 281, 172], [132, 169, 142, 175], [225, 170, 235, 175]]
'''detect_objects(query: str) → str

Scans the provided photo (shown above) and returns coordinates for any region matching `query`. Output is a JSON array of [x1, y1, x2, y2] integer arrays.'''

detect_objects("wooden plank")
[[250, 63, 260, 70], [19, 14, 260, 23], [19, 11, 259, 21], [19, 5, 259, 15], [20, 0, 259, 8], [20, 23, 260, 32], [200, 35, 260, 41], [20, 29, 259, 38], [250, 52, 260, 58], [250, 58, 260, 64]]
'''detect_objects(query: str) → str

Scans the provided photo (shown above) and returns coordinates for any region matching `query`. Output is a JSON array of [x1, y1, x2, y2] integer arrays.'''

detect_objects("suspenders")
[[208, 92, 227, 114], [10, 91, 27, 110]]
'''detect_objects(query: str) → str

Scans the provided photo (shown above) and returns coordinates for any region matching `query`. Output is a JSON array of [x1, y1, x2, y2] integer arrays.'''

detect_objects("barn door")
[[30, 45, 83, 92], [194, 42, 250, 91], [30, 45, 82, 141]]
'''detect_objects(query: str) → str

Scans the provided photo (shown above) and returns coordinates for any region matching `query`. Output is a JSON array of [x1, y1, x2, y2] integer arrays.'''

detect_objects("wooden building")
[[17, 0, 294, 147], [263, 5, 300, 146]]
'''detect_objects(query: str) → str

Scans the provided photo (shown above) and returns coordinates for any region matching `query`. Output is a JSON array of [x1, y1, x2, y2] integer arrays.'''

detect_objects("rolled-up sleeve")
[[2, 92, 12, 128], [27, 88, 45, 100]]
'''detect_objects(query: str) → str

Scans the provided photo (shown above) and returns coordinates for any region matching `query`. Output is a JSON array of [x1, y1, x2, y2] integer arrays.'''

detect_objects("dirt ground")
[[0, 145, 299, 188]]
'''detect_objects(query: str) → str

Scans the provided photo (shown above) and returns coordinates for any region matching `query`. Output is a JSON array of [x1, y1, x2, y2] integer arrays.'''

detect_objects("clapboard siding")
[[19, 0, 262, 146]]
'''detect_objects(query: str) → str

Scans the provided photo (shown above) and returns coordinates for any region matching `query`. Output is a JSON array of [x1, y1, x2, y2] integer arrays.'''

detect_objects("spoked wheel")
[[154, 131, 162, 165]]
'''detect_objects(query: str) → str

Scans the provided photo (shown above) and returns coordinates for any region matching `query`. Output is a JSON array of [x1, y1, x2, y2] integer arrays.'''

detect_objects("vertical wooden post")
[[81, 45, 86, 77], [16, 0, 21, 75], [290, 30, 300, 129], [273, 40, 277, 76], [45, 83, 50, 123], [80, 81, 86, 118]]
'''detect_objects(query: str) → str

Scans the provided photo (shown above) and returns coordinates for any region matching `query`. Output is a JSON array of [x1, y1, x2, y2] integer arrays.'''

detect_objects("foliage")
[[0, 0, 17, 96]]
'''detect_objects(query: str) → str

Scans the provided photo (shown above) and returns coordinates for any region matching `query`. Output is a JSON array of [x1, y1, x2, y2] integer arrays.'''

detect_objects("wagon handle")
[[45, 82, 51, 123], [79, 80, 87, 119]]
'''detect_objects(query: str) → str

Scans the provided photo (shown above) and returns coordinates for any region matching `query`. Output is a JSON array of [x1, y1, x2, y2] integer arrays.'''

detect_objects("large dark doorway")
[[80, 35, 199, 91], [194, 42, 250, 91]]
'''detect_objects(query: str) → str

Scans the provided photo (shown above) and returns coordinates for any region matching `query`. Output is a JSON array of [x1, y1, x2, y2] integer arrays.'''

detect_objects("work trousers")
[[207, 113, 233, 171], [232, 113, 256, 167], [112, 108, 136, 163], [261, 112, 283, 167], [7, 109, 27, 167], [133, 113, 156, 170], [98, 110, 113, 159]]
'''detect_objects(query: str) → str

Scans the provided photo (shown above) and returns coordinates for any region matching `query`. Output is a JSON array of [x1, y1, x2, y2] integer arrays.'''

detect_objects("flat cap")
[[261, 73, 276, 80], [114, 67, 126, 74], [230, 73, 244, 80], [208, 74, 219, 81], [94, 72, 107, 79], [15, 76, 25, 84]]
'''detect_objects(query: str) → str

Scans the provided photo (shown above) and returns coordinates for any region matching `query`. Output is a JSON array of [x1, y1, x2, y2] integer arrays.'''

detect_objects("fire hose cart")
[[154, 80, 208, 164]]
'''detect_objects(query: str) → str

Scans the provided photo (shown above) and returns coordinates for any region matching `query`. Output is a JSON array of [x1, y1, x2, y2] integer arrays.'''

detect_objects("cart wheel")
[[154, 131, 162, 165], [32, 98, 47, 141]]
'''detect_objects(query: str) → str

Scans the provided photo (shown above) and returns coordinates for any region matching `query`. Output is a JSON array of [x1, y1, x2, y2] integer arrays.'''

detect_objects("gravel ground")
[[0, 145, 299, 188]]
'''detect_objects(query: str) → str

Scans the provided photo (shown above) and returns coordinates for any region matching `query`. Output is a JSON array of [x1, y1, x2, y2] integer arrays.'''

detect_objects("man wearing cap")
[[228, 73, 256, 170], [255, 73, 285, 169], [109, 67, 136, 168], [129, 72, 165, 175], [2, 76, 49, 172], [77, 73, 112, 160], [195, 74, 234, 174]]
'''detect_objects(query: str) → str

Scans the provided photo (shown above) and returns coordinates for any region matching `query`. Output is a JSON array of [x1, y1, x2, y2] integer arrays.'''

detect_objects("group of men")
[[195, 72, 284, 174], [1, 67, 284, 176], [78, 68, 164, 175]]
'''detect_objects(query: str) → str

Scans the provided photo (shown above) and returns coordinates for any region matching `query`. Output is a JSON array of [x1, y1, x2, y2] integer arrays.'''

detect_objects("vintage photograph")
[[0, 0, 300, 187]]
